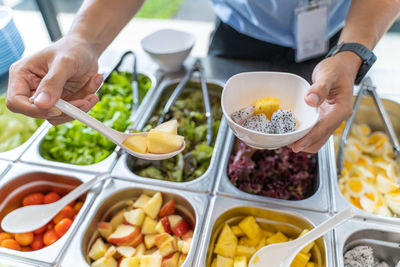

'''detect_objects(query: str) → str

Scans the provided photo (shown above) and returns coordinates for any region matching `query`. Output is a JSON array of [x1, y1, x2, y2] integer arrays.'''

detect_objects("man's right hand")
[[6, 35, 103, 125]]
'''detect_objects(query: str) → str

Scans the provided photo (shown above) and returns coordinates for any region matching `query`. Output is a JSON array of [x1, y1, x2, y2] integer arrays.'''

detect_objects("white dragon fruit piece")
[[243, 114, 274, 134], [271, 110, 296, 134], [231, 105, 255, 126]]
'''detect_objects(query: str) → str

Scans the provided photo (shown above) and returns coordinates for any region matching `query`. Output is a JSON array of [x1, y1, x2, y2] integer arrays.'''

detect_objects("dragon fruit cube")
[[271, 110, 296, 134], [243, 114, 274, 134], [231, 105, 255, 126]]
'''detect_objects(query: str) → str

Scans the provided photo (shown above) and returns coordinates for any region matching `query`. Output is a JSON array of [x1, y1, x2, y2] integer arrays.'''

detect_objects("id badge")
[[295, 0, 329, 62]]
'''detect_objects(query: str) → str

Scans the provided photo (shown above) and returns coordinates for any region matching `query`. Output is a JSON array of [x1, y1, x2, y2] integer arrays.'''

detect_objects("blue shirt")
[[210, 0, 351, 48]]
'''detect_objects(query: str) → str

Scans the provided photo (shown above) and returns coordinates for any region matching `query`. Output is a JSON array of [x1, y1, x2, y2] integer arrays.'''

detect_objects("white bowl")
[[222, 72, 319, 149], [141, 29, 195, 72]]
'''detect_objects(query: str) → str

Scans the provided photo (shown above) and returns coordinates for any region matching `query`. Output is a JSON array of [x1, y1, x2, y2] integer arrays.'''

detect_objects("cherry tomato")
[[22, 193, 44, 206], [47, 221, 55, 230], [33, 224, 47, 235], [68, 201, 75, 208], [0, 232, 12, 243], [54, 218, 73, 238], [73, 201, 84, 213], [21, 246, 32, 251], [43, 230, 58, 246], [53, 206, 74, 224], [15, 232, 34, 246], [43, 192, 60, 204], [31, 234, 44, 250], [0, 239, 21, 251]]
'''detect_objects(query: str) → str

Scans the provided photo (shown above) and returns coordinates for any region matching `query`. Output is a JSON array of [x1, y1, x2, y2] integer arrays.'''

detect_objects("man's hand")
[[290, 52, 362, 153], [6, 35, 103, 125]]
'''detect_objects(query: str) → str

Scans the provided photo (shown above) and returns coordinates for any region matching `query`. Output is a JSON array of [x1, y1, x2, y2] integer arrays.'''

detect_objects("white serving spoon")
[[54, 99, 185, 161], [1, 173, 110, 233], [249, 207, 355, 267]]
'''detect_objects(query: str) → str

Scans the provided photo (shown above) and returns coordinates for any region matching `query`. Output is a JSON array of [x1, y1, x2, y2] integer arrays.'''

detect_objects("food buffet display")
[[0, 54, 399, 267]]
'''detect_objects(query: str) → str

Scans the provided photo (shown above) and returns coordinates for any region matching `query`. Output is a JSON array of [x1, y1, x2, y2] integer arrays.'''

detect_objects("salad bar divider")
[[213, 130, 331, 213], [1, 53, 400, 266], [112, 77, 228, 193], [60, 178, 210, 267], [0, 163, 104, 266]]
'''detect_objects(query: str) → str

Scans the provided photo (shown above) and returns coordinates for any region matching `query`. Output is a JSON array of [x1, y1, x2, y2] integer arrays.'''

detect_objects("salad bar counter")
[[0, 54, 400, 267]]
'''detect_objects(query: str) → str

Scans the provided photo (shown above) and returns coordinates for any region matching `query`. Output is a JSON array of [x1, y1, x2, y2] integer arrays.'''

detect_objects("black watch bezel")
[[326, 42, 377, 85]]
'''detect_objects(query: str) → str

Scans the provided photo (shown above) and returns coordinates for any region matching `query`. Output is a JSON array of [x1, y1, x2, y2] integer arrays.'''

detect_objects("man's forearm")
[[67, 0, 145, 56], [340, 0, 400, 49]]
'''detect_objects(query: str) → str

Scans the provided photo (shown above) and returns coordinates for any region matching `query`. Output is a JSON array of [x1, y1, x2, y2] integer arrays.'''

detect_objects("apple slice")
[[153, 120, 178, 134], [107, 225, 140, 245], [159, 236, 178, 257], [168, 215, 190, 237], [124, 209, 145, 226], [146, 131, 184, 154], [143, 192, 163, 219], [91, 256, 118, 267], [178, 254, 187, 266], [155, 233, 171, 248], [135, 243, 146, 257], [104, 246, 117, 259], [121, 233, 143, 247], [155, 217, 172, 234], [116, 246, 136, 258], [162, 252, 180, 267], [88, 238, 108, 261], [123, 135, 148, 154], [110, 209, 126, 229], [142, 216, 158, 234], [133, 194, 151, 209], [97, 222, 113, 239], [182, 230, 193, 241], [140, 255, 162, 267], [119, 257, 140, 267], [158, 199, 175, 218], [181, 238, 192, 254], [144, 234, 158, 250]]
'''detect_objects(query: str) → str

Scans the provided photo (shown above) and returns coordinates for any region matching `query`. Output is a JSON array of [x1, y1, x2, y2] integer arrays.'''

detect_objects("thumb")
[[32, 59, 74, 109], [305, 77, 334, 107]]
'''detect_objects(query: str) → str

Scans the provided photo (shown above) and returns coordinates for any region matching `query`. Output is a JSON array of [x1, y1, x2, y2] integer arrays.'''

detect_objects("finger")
[[47, 94, 98, 125], [62, 73, 103, 101], [291, 103, 352, 153], [305, 67, 337, 107], [31, 57, 76, 110]]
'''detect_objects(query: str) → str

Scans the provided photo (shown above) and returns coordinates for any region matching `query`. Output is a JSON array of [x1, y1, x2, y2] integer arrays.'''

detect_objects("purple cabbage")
[[227, 140, 317, 200]]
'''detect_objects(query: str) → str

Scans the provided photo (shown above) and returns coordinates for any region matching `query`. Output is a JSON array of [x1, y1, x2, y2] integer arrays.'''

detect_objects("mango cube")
[[232, 226, 245, 237], [298, 229, 315, 254], [214, 224, 238, 258], [238, 216, 262, 240], [252, 97, 280, 119], [266, 232, 289, 244], [216, 255, 234, 267], [235, 245, 256, 258], [290, 252, 311, 267], [233, 256, 247, 267]]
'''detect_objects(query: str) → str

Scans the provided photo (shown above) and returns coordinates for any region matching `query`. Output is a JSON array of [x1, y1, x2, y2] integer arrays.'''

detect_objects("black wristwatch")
[[326, 42, 377, 85]]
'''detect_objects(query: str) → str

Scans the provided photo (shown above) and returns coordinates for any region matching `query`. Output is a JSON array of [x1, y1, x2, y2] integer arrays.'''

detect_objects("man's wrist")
[[334, 51, 362, 77]]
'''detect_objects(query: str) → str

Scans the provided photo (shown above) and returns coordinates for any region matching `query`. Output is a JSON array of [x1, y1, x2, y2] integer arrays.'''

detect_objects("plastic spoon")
[[1, 173, 110, 233], [249, 207, 355, 267], [53, 99, 185, 161]]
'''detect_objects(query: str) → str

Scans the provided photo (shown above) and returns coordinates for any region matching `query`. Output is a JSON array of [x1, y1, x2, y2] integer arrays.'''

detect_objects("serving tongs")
[[337, 77, 400, 177], [112, 50, 140, 112], [157, 59, 214, 146]]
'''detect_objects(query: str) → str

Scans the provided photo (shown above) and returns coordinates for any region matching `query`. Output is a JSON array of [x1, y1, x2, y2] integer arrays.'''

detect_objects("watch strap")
[[326, 42, 377, 85]]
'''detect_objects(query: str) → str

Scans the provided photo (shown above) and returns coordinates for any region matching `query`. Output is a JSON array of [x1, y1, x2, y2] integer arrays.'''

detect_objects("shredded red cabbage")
[[227, 140, 318, 200]]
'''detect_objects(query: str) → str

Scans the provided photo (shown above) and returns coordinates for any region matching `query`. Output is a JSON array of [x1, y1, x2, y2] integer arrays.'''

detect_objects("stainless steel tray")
[[111, 77, 228, 193], [0, 122, 49, 162], [19, 71, 157, 174], [195, 195, 335, 267], [60, 177, 210, 267], [335, 218, 400, 267], [0, 159, 10, 179], [329, 96, 400, 224], [0, 163, 104, 266], [213, 130, 331, 212]]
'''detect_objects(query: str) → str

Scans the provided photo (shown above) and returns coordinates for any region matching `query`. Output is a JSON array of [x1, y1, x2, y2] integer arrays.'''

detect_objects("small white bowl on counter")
[[141, 29, 195, 72], [221, 71, 319, 149]]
